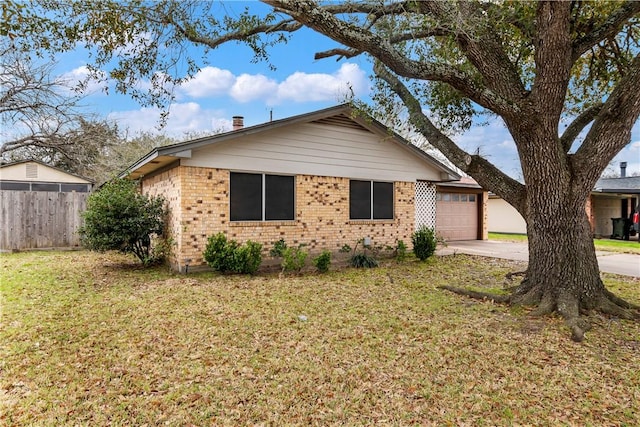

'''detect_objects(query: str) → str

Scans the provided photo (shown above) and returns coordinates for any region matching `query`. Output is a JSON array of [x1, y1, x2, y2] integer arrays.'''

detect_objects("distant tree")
[[80, 178, 168, 266], [89, 132, 179, 185], [18, 0, 640, 340], [0, 44, 126, 181]]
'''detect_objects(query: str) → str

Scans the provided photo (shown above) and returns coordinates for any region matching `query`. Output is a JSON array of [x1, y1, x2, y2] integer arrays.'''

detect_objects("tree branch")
[[422, 1, 527, 110], [572, 53, 640, 187], [559, 104, 604, 153], [314, 28, 451, 61], [373, 61, 525, 212], [530, 2, 573, 123], [264, 0, 520, 117], [164, 14, 303, 49], [572, 1, 640, 62]]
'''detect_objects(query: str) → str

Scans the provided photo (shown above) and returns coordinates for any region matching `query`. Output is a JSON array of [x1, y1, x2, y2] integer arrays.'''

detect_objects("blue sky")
[[52, 2, 639, 178]]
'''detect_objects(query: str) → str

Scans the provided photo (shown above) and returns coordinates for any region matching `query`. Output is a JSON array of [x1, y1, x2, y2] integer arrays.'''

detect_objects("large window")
[[230, 172, 295, 221], [349, 180, 394, 220]]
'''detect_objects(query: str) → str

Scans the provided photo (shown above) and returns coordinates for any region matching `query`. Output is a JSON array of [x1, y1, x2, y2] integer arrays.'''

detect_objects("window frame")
[[229, 172, 295, 222], [349, 179, 394, 220]]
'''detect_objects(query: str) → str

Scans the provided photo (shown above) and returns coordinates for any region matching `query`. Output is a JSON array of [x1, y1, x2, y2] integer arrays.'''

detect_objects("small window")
[[265, 174, 295, 220], [452, 194, 460, 202], [373, 181, 393, 219], [461, 194, 468, 202], [0, 181, 30, 190], [31, 183, 60, 192], [442, 193, 451, 201], [230, 172, 295, 221], [436, 193, 442, 201], [469, 194, 476, 202], [350, 180, 393, 220], [61, 183, 90, 193], [230, 172, 262, 221]]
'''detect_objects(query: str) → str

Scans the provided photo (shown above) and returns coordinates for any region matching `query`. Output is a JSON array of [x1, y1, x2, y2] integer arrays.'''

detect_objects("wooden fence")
[[0, 190, 88, 251]]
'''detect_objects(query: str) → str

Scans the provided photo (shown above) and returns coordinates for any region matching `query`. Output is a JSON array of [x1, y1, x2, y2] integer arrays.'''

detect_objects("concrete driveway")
[[437, 240, 640, 278]]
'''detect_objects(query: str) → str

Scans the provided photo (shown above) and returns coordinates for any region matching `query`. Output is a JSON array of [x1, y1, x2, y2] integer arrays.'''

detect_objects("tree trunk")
[[514, 196, 602, 339], [442, 125, 640, 341]]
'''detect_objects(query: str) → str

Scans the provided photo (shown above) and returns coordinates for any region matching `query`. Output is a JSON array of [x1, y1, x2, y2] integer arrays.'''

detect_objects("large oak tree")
[[14, 0, 640, 340]]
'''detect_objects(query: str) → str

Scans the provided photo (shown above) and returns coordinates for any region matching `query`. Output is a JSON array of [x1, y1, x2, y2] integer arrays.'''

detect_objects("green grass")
[[488, 232, 529, 242], [489, 232, 640, 254], [1, 251, 639, 425]]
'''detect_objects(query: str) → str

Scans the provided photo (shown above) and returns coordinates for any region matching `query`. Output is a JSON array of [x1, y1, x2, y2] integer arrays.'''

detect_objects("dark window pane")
[[61, 183, 90, 192], [31, 183, 59, 192], [230, 172, 262, 221], [373, 181, 393, 219], [469, 194, 476, 202], [0, 181, 30, 190], [350, 180, 371, 219], [265, 175, 294, 220]]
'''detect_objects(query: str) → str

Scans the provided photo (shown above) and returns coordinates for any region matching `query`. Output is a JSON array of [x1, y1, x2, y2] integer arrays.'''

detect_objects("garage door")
[[436, 192, 479, 241]]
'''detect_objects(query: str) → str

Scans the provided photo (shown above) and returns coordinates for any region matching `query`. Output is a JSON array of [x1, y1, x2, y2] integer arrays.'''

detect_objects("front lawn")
[[1, 251, 639, 425]]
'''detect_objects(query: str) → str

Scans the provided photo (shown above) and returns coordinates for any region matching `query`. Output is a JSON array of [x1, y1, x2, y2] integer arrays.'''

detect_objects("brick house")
[[122, 104, 463, 272]]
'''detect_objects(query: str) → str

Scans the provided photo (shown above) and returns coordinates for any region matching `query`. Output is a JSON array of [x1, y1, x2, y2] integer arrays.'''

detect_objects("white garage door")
[[436, 192, 479, 241]]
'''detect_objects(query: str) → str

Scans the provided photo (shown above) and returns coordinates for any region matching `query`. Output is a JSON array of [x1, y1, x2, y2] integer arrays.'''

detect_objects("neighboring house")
[[0, 160, 93, 251], [590, 173, 640, 238], [121, 104, 486, 273], [487, 163, 640, 238], [487, 194, 527, 234]]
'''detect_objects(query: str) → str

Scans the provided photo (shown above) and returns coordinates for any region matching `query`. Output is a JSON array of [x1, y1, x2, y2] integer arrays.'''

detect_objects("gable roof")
[[0, 159, 93, 184], [594, 176, 640, 194], [120, 104, 460, 182]]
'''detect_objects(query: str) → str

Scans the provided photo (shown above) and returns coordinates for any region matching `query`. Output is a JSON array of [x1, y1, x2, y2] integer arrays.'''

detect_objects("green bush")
[[412, 226, 437, 261], [203, 233, 262, 274], [312, 250, 331, 273], [350, 253, 378, 268], [269, 239, 288, 257], [339, 244, 352, 253], [79, 178, 168, 266], [395, 240, 407, 261], [281, 246, 308, 273]]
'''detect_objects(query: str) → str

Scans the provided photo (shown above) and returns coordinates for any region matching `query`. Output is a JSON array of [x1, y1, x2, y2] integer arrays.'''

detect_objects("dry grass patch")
[[1, 251, 639, 425]]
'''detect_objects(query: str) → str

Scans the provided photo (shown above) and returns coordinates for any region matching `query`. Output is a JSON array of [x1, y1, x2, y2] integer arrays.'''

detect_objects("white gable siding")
[[181, 122, 444, 182], [0, 162, 91, 184]]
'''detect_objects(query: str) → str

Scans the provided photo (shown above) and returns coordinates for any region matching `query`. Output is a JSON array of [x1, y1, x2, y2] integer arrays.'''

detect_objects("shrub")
[[203, 233, 262, 274], [350, 253, 378, 268], [339, 244, 352, 253], [395, 240, 407, 261], [79, 178, 168, 266], [281, 246, 308, 273], [269, 239, 288, 257], [312, 250, 331, 273], [412, 226, 437, 261]]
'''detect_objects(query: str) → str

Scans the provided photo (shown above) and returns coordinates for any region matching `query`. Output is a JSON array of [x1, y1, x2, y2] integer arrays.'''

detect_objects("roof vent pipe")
[[232, 116, 244, 131], [620, 161, 627, 178]]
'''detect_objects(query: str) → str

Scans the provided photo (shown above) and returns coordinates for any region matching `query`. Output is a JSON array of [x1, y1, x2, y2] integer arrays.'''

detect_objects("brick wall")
[[142, 165, 416, 272], [141, 166, 183, 266]]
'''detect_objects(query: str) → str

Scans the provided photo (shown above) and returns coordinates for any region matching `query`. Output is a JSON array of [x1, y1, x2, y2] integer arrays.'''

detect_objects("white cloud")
[[176, 62, 369, 105], [275, 63, 368, 103], [230, 73, 279, 103], [108, 102, 232, 138], [180, 67, 236, 98]]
